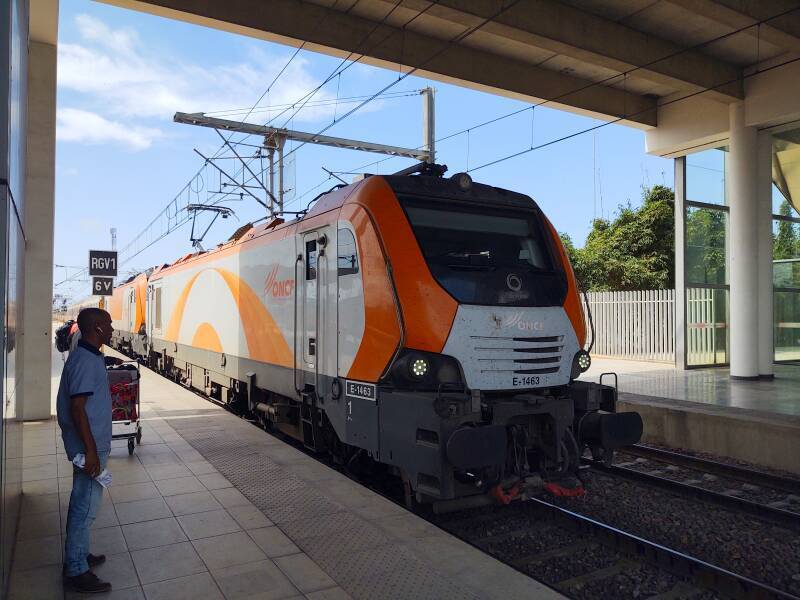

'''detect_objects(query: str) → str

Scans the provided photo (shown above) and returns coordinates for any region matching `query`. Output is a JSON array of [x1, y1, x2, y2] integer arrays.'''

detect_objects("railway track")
[[622, 444, 800, 497], [589, 445, 800, 530], [431, 494, 797, 599]]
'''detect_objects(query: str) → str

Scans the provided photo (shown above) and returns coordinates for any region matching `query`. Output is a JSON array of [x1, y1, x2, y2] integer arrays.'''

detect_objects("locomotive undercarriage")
[[112, 334, 641, 507], [375, 381, 641, 506]]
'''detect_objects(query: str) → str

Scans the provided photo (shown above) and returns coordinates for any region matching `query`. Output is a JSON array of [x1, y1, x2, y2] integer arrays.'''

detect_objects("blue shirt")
[[56, 340, 112, 459]]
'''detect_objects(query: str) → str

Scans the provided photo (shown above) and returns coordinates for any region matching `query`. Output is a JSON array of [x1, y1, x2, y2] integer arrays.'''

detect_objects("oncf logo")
[[264, 266, 295, 298], [503, 312, 545, 332]]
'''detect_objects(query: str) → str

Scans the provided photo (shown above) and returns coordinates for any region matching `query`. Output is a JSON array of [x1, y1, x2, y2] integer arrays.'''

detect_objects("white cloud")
[[57, 107, 164, 150], [58, 14, 338, 125]]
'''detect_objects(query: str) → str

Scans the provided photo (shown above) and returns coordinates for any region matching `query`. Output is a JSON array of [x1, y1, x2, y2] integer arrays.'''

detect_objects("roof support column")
[[20, 40, 56, 420], [757, 131, 774, 378], [673, 156, 688, 370], [728, 102, 759, 379]]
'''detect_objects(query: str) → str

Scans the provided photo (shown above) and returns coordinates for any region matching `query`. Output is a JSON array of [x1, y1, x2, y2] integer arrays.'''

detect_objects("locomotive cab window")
[[306, 239, 318, 280], [337, 228, 359, 276], [400, 199, 567, 307]]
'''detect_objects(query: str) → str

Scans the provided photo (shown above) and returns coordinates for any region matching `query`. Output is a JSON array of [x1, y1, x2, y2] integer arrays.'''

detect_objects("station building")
[[1, 0, 799, 594]]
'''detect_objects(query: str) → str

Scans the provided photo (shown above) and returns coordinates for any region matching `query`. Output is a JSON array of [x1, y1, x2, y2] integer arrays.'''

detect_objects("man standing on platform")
[[56, 307, 118, 593]]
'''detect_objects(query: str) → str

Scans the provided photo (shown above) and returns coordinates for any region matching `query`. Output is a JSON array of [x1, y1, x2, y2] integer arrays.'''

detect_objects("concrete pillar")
[[20, 41, 56, 420], [756, 132, 774, 378], [673, 156, 688, 370], [727, 102, 759, 379]]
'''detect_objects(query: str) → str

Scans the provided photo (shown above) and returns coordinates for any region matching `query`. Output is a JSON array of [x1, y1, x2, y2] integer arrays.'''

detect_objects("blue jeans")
[[64, 450, 109, 577]]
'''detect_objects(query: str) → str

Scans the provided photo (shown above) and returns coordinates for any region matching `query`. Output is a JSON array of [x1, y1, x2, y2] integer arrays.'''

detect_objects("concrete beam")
[[645, 57, 800, 157], [21, 41, 57, 420], [30, 0, 58, 44], [99, 0, 657, 126], [405, 0, 743, 102], [666, 0, 800, 54]]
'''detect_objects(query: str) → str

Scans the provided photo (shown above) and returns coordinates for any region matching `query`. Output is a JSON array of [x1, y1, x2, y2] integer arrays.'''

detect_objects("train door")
[[300, 233, 319, 389], [146, 282, 162, 344], [127, 289, 136, 333]]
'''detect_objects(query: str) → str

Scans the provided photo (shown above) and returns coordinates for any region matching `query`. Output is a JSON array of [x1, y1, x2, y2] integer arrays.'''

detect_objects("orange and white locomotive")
[[108, 170, 642, 504]]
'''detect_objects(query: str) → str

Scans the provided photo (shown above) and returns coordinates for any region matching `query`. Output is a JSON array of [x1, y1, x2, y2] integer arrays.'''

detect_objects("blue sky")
[[54, 0, 673, 302]]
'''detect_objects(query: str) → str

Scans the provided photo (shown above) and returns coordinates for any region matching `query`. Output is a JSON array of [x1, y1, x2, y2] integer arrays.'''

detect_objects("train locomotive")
[[107, 169, 643, 507]]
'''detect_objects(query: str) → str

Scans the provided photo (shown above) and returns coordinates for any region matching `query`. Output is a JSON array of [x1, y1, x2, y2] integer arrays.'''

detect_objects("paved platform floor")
[[586, 358, 800, 419], [9, 351, 561, 599], [585, 358, 800, 473]]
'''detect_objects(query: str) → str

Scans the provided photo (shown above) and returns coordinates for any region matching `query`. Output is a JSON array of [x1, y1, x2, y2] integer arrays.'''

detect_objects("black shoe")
[[87, 553, 106, 568], [62, 554, 107, 578], [65, 570, 112, 594]]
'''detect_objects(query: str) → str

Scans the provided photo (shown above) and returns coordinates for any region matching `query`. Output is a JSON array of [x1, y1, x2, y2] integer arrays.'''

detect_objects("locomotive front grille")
[[471, 335, 565, 375]]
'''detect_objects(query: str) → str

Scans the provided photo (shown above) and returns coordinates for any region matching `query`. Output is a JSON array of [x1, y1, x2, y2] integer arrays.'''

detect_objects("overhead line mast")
[[174, 87, 436, 216]]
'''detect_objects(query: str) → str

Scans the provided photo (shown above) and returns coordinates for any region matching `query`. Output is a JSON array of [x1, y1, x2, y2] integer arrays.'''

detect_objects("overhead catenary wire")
[[203, 90, 423, 119], [127, 48, 800, 283], [105, 1, 366, 277], [132, 0, 430, 254], [468, 52, 800, 174], [233, 52, 800, 264], [267, 0, 423, 132], [169, 0, 442, 220], [113, 1, 800, 278], [290, 2, 800, 206], [279, 0, 526, 167]]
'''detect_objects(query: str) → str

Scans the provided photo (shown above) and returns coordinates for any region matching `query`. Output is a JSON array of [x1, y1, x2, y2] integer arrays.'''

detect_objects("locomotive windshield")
[[400, 199, 568, 306]]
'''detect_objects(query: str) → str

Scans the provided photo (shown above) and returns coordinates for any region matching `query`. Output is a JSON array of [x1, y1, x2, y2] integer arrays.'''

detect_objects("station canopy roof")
[[108, 0, 800, 129]]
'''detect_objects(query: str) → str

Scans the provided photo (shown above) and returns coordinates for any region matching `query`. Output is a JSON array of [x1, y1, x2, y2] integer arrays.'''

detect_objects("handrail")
[[293, 253, 303, 396], [315, 243, 326, 398]]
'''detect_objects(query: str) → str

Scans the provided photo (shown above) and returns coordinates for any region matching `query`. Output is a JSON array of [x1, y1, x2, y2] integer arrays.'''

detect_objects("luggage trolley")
[[108, 362, 142, 455]]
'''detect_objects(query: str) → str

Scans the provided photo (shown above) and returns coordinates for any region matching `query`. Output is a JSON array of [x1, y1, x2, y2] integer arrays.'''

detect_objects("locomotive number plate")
[[512, 375, 543, 387], [345, 380, 376, 401]]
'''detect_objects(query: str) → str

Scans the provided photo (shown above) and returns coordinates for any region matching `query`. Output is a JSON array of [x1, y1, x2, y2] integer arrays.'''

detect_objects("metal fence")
[[584, 289, 675, 362]]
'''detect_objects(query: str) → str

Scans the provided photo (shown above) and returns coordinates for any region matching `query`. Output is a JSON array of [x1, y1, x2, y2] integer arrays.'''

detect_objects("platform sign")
[[92, 277, 114, 296], [89, 250, 118, 277]]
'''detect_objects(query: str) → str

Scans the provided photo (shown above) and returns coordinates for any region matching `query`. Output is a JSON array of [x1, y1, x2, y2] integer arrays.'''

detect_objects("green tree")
[[685, 207, 726, 284], [561, 185, 675, 291], [774, 200, 799, 260], [559, 232, 587, 285]]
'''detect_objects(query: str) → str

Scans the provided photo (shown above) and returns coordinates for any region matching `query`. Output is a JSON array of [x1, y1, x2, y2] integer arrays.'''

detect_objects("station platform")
[[586, 358, 800, 474], [9, 349, 562, 600]]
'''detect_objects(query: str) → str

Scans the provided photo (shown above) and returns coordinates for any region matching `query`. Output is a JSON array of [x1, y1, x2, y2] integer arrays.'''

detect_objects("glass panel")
[[773, 126, 800, 216], [773, 217, 800, 259], [686, 148, 726, 205], [772, 184, 799, 217], [337, 229, 359, 276], [687, 287, 729, 366], [775, 291, 800, 362], [400, 198, 566, 307], [305, 240, 317, 281], [686, 207, 727, 285]]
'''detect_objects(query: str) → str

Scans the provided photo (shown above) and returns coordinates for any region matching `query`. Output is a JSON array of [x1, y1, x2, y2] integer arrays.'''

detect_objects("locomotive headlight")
[[451, 172, 473, 191], [410, 357, 429, 378], [570, 350, 592, 379], [387, 349, 465, 390]]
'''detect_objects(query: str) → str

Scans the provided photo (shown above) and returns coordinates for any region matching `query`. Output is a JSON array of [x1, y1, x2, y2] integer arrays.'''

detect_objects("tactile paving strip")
[[164, 411, 480, 600]]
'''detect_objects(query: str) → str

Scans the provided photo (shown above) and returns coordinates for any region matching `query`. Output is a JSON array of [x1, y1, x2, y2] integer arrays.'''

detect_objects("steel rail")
[[527, 496, 798, 600], [587, 460, 800, 532], [624, 444, 800, 496]]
